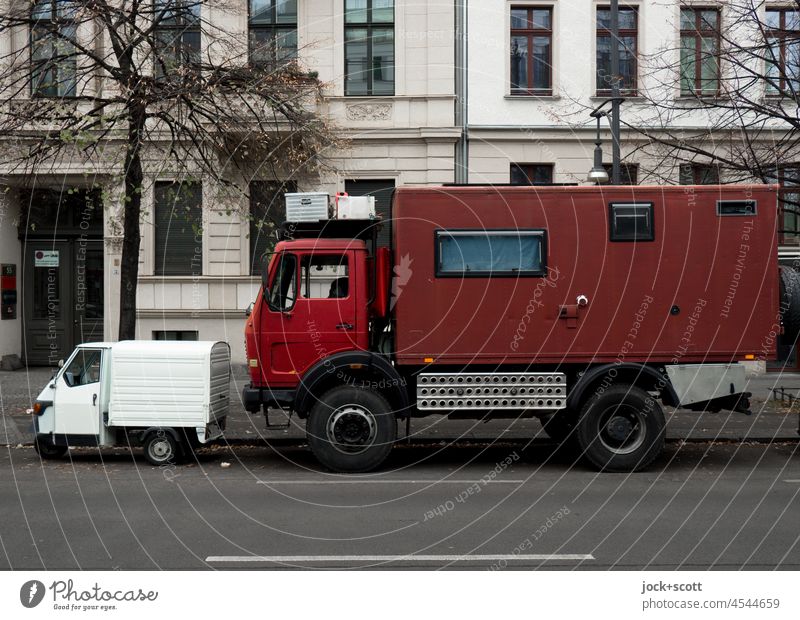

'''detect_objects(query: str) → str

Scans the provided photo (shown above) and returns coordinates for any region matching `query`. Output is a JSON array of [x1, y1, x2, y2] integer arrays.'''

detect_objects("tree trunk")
[[117, 108, 146, 341]]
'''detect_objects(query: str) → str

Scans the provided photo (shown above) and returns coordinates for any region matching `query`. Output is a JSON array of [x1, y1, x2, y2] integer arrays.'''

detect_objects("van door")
[[53, 348, 103, 438]]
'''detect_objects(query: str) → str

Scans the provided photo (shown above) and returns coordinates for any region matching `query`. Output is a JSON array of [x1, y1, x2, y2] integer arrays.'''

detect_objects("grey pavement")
[[1, 365, 799, 448], [1, 441, 798, 569]]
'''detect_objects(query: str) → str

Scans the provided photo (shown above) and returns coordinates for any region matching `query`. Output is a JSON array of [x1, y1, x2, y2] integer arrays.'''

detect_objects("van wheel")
[[143, 432, 178, 466], [307, 386, 396, 473], [576, 384, 665, 472], [34, 437, 68, 459]]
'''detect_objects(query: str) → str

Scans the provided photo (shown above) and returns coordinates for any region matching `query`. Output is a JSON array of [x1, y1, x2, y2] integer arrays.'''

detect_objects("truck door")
[[263, 251, 360, 383], [53, 348, 103, 437]]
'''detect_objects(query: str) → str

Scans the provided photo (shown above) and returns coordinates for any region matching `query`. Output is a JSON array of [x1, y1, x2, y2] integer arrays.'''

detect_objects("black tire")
[[142, 431, 179, 466], [540, 411, 577, 443], [575, 384, 665, 472], [34, 437, 68, 459], [306, 385, 396, 473], [780, 266, 800, 344]]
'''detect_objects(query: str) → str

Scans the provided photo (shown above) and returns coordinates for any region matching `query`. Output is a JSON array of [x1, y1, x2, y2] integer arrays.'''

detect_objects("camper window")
[[435, 230, 546, 277], [609, 203, 654, 241]]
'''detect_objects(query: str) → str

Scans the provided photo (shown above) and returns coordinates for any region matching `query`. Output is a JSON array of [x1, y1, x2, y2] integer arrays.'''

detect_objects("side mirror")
[[245, 302, 254, 317], [58, 359, 64, 368]]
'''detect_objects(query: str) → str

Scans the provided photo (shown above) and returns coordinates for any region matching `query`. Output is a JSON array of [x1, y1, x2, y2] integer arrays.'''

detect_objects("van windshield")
[[63, 349, 102, 387]]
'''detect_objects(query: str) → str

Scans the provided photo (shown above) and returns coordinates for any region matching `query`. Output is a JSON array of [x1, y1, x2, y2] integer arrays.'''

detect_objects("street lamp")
[[587, 112, 610, 185]]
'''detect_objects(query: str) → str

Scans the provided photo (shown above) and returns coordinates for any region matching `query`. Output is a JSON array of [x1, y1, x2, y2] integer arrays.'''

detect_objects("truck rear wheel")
[[307, 386, 396, 473], [143, 431, 178, 466], [575, 384, 665, 472]]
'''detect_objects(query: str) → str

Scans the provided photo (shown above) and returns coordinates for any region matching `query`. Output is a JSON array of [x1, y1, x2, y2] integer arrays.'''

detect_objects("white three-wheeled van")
[[32, 341, 231, 465]]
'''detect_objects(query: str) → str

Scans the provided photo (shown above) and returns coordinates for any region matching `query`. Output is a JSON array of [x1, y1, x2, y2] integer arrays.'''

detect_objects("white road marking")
[[257, 479, 526, 485], [783, 479, 800, 483], [206, 554, 593, 563]]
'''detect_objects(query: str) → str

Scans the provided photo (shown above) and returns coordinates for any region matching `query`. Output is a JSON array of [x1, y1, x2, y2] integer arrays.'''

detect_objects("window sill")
[[674, 94, 728, 104], [589, 95, 644, 102], [505, 94, 560, 100]]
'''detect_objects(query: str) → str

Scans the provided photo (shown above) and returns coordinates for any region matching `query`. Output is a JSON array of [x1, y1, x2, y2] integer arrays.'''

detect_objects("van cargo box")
[[108, 340, 231, 428]]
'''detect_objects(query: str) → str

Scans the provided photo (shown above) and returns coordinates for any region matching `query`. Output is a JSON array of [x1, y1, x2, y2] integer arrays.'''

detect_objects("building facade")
[[0, 0, 458, 365], [1, 1, 797, 367]]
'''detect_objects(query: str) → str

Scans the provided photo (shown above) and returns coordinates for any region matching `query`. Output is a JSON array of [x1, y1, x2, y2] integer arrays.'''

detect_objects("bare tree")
[[622, 1, 799, 185], [0, 0, 341, 339]]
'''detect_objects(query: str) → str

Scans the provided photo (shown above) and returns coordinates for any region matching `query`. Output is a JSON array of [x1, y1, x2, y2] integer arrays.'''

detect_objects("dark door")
[[73, 240, 105, 345], [345, 179, 395, 247], [22, 241, 73, 365]]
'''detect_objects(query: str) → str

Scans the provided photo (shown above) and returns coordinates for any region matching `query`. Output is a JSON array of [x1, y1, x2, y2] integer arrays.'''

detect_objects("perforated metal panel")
[[416, 372, 567, 410]]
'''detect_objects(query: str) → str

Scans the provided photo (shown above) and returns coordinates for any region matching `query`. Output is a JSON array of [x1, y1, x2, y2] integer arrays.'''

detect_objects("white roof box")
[[285, 192, 330, 222]]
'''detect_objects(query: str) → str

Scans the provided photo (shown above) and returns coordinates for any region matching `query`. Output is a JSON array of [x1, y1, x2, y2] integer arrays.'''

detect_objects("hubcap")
[[326, 405, 377, 455], [598, 405, 646, 455], [150, 439, 172, 460]]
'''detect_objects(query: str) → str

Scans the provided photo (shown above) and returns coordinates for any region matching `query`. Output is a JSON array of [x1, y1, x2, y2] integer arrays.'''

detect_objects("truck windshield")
[[268, 253, 297, 312]]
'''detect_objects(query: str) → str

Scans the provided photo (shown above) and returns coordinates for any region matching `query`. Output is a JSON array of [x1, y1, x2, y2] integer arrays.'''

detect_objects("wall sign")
[[1, 264, 16, 320], [34, 250, 59, 267]]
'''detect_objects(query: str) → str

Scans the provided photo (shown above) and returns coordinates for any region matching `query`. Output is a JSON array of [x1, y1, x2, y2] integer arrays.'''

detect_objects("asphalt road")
[[1, 441, 798, 570]]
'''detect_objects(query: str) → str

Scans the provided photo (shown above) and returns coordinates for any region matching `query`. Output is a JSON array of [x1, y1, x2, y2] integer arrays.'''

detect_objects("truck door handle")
[[336, 323, 354, 330], [92, 394, 97, 406]]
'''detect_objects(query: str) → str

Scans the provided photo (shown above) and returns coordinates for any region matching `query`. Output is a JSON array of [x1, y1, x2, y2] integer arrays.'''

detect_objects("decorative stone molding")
[[104, 235, 124, 254], [345, 102, 393, 121]]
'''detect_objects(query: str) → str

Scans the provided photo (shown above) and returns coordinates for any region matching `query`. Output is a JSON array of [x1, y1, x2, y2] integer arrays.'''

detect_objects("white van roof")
[[77, 341, 228, 355]]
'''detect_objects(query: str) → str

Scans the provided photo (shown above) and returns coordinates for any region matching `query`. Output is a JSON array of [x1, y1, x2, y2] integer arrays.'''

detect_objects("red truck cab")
[[245, 237, 370, 390]]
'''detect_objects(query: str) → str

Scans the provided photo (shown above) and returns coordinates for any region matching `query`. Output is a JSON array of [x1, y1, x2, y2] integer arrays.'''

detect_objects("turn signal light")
[[424, 357, 434, 363], [744, 354, 755, 360], [32, 402, 44, 416]]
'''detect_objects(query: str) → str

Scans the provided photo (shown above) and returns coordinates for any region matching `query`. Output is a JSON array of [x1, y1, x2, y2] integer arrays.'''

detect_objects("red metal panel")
[[392, 185, 779, 366]]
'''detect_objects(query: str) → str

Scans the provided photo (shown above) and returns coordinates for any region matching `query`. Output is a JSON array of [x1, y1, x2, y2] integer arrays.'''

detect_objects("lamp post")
[[587, 111, 610, 185], [610, 0, 621, 185]]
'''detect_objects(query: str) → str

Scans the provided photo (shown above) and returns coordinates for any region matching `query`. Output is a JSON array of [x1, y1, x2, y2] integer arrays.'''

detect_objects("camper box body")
[[391, 185, 779, 366]]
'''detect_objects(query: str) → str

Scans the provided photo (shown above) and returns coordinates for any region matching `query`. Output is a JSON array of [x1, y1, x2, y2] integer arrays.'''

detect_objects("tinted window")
[[609, 203, 654, 241], [436, 230, 546, 276], [717, 200, 757, 216]]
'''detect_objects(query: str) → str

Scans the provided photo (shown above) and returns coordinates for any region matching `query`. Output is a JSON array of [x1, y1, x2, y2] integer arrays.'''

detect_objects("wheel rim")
[[149, 438, 173, 462], [326, 404, 378, 455], [596, 403, 646, 455]]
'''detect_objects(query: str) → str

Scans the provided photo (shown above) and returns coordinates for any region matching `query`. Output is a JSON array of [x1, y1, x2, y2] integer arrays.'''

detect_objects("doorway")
[[19, 188, 104, 366]]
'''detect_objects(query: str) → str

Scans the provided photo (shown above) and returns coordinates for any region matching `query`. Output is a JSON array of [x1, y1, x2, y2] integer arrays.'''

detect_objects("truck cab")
[[245, 238, 370, 390]]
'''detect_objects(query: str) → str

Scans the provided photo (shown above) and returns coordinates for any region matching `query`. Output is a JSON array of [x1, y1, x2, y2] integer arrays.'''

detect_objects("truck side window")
[[609, 203, 654, 241], [300, 255, 349, 298], [436, 230, 546, 276], [63, 349, 102, 387], [268, 253, 297, 312]]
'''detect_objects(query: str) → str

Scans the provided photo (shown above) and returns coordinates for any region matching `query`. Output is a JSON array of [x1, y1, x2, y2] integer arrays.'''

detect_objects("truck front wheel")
[[307, 386, 396, 473], [576, 384, 665, 472]]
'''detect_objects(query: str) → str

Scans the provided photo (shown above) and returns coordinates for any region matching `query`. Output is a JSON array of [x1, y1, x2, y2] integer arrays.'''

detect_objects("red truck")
[[244, 184, 796, 473]]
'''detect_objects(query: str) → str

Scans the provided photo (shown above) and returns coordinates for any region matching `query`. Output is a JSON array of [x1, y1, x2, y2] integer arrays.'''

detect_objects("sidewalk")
[[2, 365, 798, 447]]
